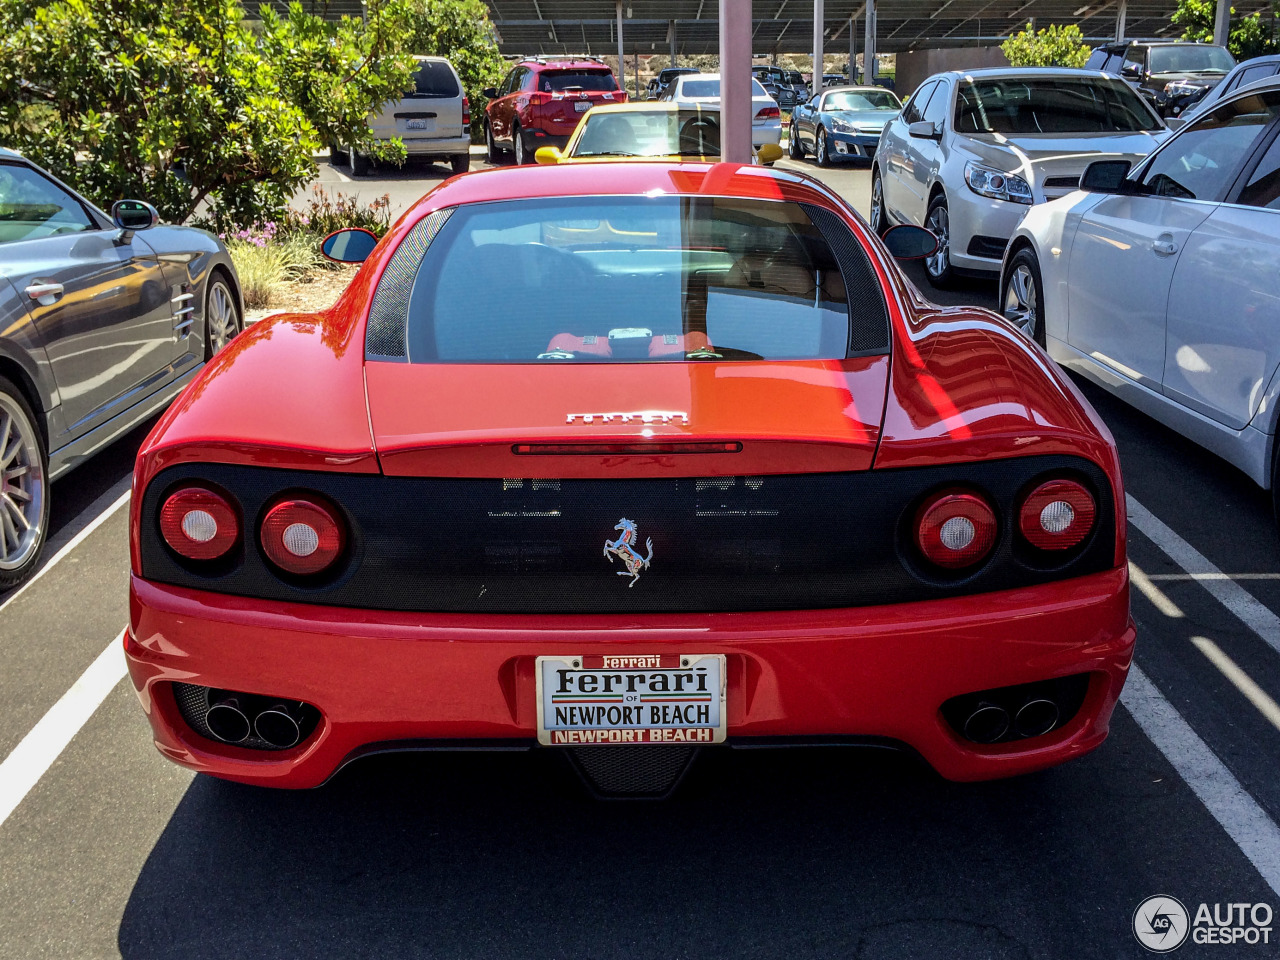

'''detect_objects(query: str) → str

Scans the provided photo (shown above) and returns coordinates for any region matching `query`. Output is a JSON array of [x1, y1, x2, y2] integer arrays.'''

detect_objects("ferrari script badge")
[[603, 518, 653, 587]]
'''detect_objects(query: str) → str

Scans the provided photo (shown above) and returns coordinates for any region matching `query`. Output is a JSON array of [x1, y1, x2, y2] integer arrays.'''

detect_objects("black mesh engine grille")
[[804, 203, 891, 357], [139, 456, 1117, 615], [366, 207, 453, 359], [569, 745, 698, 798]]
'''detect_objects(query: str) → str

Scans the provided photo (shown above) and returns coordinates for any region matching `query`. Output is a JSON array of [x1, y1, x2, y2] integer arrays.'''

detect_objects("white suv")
[[345, 56, 471, 177]]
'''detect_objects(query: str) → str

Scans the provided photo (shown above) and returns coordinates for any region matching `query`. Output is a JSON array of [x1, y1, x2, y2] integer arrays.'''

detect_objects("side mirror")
[[111, 199, 159, 234], [535, 146, 563, 165], [482, 87, 498, 99], [1165, 116, 1187, 131], [755, 143, 783, 165], [320, 227, 379, 264], [908, 120, 940, 140], [1080, 159, 1133, 194], [881, 224, 939, 260], [1121, 63, 1142, 79]]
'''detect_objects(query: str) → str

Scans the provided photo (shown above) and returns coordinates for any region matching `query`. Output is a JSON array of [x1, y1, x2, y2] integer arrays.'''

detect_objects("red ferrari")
[[125, 161, 1134, 797]]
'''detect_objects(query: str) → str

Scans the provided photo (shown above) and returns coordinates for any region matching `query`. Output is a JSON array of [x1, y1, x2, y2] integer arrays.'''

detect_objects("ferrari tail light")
[[260, 497, 345, 576], [160, 487, 239, 561], [462, 96, 470, 126], [1018, 479, 1096, 551], [915, 490, 997, 570], [755, 106, 781, 119]]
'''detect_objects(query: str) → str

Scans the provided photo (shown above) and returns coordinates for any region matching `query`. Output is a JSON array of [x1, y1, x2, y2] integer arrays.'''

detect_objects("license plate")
[[536, 654, 726, 746], [405, 118, 430, 130], [574, 100, 590, 112]]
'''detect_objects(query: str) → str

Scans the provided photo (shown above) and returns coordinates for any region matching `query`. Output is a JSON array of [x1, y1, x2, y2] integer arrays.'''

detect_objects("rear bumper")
[[125, 567, 1133, 789], [400, 134, 470, 157], [519, 128, 571, 151]]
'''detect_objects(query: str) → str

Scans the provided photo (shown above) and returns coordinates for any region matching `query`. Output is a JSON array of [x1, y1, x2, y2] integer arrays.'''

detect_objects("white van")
[[344, 56, 471, 176]]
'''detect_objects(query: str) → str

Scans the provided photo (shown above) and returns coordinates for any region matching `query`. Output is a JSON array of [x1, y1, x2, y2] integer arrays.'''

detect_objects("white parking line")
[[1127, 494, 1280, 657], [1191, 637, 1280, 736], [1122, 664, 1280, 896], [0, 476, 132, 617], [0, 635, 126, 829], [1129, 561, 1185, 618]]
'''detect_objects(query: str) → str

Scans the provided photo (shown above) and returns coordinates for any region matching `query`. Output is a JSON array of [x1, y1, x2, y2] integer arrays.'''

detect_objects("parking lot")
[[1, 154, 1278, 958]]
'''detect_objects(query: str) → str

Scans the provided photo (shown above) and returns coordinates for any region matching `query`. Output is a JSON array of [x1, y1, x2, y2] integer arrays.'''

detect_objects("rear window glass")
[[410, 61, 460, 98], [539, 70, 617, 92], [572, 109, 722, 158], [405, 197, 854, 363], [682, 79, 770, 98], [955, 77, 1161, 133]]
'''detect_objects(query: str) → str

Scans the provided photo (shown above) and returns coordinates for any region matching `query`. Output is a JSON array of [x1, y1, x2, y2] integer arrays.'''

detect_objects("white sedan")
[[659, 73, 782, 147], [1002, 80, 1280, 507]]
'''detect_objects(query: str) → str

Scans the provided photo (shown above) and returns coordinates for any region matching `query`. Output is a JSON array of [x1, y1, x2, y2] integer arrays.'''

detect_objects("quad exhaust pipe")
[[205, 695, 252, 744], [962, 702, 1010, 744], [203, 693, 304, 748], [253, 702, 303, 749], [1014, 698, 1060, 739]]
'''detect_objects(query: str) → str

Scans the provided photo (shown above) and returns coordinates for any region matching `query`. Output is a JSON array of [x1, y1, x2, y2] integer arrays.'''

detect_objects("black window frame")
[[902, 80, 936, 125]]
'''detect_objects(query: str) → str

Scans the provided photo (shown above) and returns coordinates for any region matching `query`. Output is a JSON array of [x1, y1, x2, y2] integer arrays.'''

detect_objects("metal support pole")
[[669, 19, 677, 67], [812, 0, 825, 93], [1115, 0, 1127, 42], [616, 0, 626, 94], [864, 0, 876, 84], [719, 0, 753, 164], [1214, 0, 1231, 46], [850, 17, 857, 81]]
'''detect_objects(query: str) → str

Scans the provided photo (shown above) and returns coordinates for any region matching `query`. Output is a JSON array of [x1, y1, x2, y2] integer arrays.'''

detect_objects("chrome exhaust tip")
[[962, 702, 1010, 744], [1014, 698, 1060, 739], [205, 696, 252, 743], [253, 703, 302, 749]]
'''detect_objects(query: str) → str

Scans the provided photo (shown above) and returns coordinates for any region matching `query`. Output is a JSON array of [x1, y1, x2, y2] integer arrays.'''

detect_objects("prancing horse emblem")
[[603, 518, 653, 587]]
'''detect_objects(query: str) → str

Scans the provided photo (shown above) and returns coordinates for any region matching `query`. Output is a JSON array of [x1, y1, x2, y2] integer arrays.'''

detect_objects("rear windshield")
[[410, 60, 460, 98], [955, 77, 1161, 133], [405, 197, 854, 363], [1150, 45, 1235, 74], [539, 70, 618, 92], [572, 109, 723, 158], [682, 78, 770, 98], [824, 90, 901, 111]]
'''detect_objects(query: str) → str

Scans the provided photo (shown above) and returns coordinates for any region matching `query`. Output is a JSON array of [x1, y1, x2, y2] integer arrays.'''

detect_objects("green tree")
[[1001, 22, 1091, 68], [1173, 1, 1280, 59], [402, 0, 506, 139], [0, 0, 417, 226]]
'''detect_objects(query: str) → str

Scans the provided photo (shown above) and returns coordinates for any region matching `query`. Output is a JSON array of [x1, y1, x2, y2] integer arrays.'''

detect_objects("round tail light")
[[1019, 479, 1096, 550], [915, 490, 998, 569], [260, 498, 345, 576], [159, 487, 239, 561]]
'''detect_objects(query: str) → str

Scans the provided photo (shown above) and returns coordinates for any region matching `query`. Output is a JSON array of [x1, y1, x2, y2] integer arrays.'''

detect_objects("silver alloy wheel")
[[0, 392, 44, 573], [207, 280, 239, 355], [925, 203, 950, 278], [817, 128, 828, 165], [513, 127, 526, 165], [1002, 263, 1039, 339], [870, 175, 884, 232]]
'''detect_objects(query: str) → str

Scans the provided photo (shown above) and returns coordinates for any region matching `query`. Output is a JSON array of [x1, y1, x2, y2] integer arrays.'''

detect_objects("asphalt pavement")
[[1, 155, 1278, 958]]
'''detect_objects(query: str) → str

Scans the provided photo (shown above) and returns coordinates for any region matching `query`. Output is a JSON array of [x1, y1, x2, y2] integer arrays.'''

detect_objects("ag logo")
[[1134, 895, 1190, 953]]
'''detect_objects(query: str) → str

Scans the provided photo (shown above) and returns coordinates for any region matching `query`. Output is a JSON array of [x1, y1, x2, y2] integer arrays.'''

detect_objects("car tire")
[[451, 153, 470, 175], [204, 274, 242, 360], [485, 122, 503, 165], [329, 143, 346, 166], [869, 168, 887, 234], [349, 146, 371, 177], [924, 193, 956, 288], [788, 123, 803, 159], [1000, 248, 1046, 348], [816, 127, 831, 167], [0, 375, 49, 590], [512, 123, 528, 165]]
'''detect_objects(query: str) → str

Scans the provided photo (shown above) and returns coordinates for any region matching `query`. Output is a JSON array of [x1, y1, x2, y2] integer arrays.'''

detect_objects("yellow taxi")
[[534, 102, 783, 165]]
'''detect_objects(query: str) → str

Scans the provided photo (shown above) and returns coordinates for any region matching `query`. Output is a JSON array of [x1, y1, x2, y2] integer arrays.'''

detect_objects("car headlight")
[[829, 118, 855, 134], [964, 162, 1033, 205], [1164, 80, 1203, 96]]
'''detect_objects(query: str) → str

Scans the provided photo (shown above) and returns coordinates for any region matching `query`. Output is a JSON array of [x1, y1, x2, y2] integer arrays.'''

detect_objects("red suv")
[[483, 58, 627, 165]]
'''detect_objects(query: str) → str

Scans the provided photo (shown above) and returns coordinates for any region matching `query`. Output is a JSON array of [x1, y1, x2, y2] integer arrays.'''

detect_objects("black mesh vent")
[[804, 203, 891, 357], [171, 683, 291, 751], [966, 235, 1008, 259], [569, 745, 698, 797], [366, 207, 453, 359], [140, 455, 1117, 615]]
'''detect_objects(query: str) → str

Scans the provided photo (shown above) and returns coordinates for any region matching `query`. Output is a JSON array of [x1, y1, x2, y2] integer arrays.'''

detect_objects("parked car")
[[484, 57, 626, 165], [789, 85, 903, 165], [341, 56, 470, 177], [1176, 54, 1280, 124], [1086, 39, 1235, 117], [660, 73, 782, 146], [782, 70, 809, 106], [124, 160, 1132, 796], [871, 68, 1168, 287], [751, 65, 789, 106], [0, 148, 242, 588], [532, 103, 783, 165], [1002, 81, 1280, 512], [647, 66, 699, 100]]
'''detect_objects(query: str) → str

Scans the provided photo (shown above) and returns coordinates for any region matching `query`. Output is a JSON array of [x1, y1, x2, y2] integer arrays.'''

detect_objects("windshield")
[[955, 77, 1161, 133], [1150, 45, 1235, 74], [823, 90, 901, 112], [539, 70, 618, 92], [405, 197, 855, 363], [572, 110, 723, 158], [409, 60, 460, 98], [681, 79, 769, 98]]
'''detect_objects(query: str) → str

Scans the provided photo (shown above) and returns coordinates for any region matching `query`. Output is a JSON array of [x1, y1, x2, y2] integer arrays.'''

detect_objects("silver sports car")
[[0, 148, 243, 587]]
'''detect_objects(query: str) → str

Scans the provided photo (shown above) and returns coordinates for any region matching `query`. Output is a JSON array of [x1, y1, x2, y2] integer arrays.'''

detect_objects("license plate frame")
[[574, 100, 591, 113], [536, 654, 726, 746], [404, 118, 431, 131]]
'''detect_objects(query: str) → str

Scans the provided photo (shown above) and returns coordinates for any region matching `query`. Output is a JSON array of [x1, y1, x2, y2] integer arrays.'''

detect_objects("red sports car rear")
[[124, 162, 1133, 796]]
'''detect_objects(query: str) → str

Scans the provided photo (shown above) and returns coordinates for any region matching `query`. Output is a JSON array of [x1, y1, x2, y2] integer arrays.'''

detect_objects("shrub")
[[1173, 1, 1280, 59], [1001, 23, 1091, 68]]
